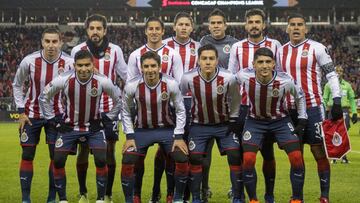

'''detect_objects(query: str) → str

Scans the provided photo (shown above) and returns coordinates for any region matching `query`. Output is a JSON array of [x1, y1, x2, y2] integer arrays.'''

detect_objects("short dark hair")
[[208, 8, 226, 23], [74, 50, 93, 62], [174, 12, 194, 25], [287, 13, 306, 23], [145, 16, 164, 30], [254, 47, 274, 61], [245, 8, 266, 22], [85, 14, 107, 29], [198, 44, 218, 58], [42, 27, 61, 39], [140, 51, 161, 67]]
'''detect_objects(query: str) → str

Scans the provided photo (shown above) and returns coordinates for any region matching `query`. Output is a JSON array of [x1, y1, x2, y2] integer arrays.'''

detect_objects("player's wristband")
[[18, 108, 25, 114], [174, 134, 183, 140], [126, 133, 135, 139]]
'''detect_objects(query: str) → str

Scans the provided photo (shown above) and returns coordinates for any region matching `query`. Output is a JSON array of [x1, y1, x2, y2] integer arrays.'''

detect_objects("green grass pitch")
[[0, 122, 359, 202]]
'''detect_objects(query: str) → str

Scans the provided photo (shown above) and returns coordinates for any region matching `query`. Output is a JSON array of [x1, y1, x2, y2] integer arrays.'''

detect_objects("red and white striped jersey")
[[71, 42, 127, 113], [235, 68, 307, 120], [163, 37, 200, 73], [122, 74, 185, 135], [40, 70, 121, 132], [277, 39, 341, 108], [180, 68, 240, 125], [127, 44, 184, 82], [228, 37, 281, 106], [12, 50, 73, 119]]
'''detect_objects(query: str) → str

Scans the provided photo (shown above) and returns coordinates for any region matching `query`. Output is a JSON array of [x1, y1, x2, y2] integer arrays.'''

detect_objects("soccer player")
[[277, 13, 343, 203], [146, 12, 200, 203], [323, 65, 358, 163], [71, 14, 127, 203], [40, 50, 122, 203], [228, 8, 282, 203], [180, 44, 243, 203], [199, 9, 239, 201], [127, 16, 184, 202], [236, 47, 307, 203], [12, 28, 73, 203], [121, 51, 189, 203]]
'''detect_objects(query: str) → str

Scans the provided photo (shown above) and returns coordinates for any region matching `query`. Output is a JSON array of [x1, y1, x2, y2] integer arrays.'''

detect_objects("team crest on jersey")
[[190, 48, 196, 56], [188, 140, 196, 151], [161, 91, 169, 101], [90, 87, 98, 97], [272, 88, 280, 97], [223, 44, 231, 54], [55, 137, 63, 148], [162, 54, 169, 62], [104, 52, 111, 61], [20, 131, 29, 142], [243, 131, 252, 141], [217, 85, 224, 95], [332, 132, 342, 146], [301, 49, 309, 57]]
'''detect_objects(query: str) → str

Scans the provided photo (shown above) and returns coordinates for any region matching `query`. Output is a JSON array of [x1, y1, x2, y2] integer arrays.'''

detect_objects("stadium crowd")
[[0, 25, 359, 99]]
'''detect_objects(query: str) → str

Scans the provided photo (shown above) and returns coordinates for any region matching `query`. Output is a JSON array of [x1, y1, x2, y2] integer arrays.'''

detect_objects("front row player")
[[180, 44, 244, 203], [121, 51, 189, 203], [40, 50, 122, 203], [235, 48, 307, 203]]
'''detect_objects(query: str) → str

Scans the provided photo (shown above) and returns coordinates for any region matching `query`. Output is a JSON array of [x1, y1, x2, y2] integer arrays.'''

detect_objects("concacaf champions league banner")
[[322, 118, 351, 160]]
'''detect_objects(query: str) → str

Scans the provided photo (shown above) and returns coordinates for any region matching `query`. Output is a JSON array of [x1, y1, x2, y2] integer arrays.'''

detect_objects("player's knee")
[[93, 149, 107, 168], [122, 153, 139, 165], [54, 152, 67, 168], [172, 151, 189, 163], [310, 145, 327, 160], [287, 150, 304, 169], [189, 154, 203, 165], [243, 152, 257, 170], [22, 146, 36, 161], [226, 150, 242, 166]]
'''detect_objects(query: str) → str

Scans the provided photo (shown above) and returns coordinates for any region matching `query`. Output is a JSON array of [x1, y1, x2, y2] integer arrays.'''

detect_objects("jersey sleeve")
[[12, 58, 30, 112], [114, 46, 128, 82], [101, 77, 122, 120], [170, 80, 185, 135], [179, 74, 190, 96], [121, 81, 137, 135], [127, 51, 141, 81], [228, 44, 239, 74], [171, 52, 184, 83], [228, 75, 241, 118]]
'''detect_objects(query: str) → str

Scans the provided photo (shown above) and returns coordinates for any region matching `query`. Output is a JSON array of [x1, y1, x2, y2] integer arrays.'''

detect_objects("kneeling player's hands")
[[18, 113, 32, 133], [352, 113, 358, 124], [172, 137, 188, 155], [123, 138, 137, 154], [293, 118, 307, 137]]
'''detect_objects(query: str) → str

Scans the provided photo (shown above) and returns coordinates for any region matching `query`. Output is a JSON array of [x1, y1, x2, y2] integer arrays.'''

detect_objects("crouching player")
[[121, 51, 189, 203], [235, 48, 307, 203], [40, 50, 122, 203]]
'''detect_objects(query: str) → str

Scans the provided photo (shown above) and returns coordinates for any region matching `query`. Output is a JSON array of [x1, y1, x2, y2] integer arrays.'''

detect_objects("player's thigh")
[[303, 107, 324, 145], [188, 124, 215, 155], [19, 118, 44, 146], [242, 118, 267, 151]]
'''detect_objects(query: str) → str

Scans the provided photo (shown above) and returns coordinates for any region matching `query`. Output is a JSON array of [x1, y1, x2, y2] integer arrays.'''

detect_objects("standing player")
[[71, 14, 127, 203], [236, 47, 307, 203], [12, 28, 73, 203], [121, 51, 189, 203], [40, 50, 122, 203], [145, 12, 200, 203], [323, 65, 358, 163], [277, 13, 343, 203], [228, 8, 282, 203], [199, 9, 239, 201], [180, 44, 243, 203], [127, 16, 184, 202]]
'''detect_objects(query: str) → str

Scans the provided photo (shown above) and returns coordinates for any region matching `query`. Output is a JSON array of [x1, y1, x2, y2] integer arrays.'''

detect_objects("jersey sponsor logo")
[[272, 88, 280, 97], [243, 131, 252, 141], [190, 48, 196, 56], [161, 91, 169, 101], [216, 85, 224, 95], [90, 87, 98, 97], [162, 54, 169, 62], [104, 52, 111, 61], [332, 132, 342, 146], [20, 131, 29, 142], [188, 140, 196, 151], [55, 137, 64, 148], [301, 49, 309, 57], [223, 44, 231, 54]]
